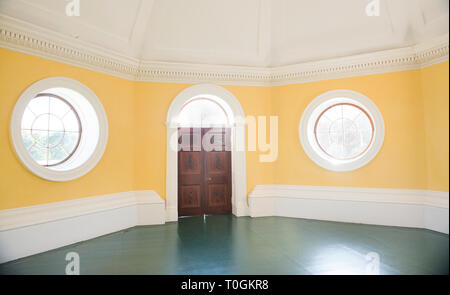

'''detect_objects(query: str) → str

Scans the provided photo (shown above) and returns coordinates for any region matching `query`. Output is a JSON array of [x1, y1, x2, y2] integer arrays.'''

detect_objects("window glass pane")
[[31, 130, 49, 147], [342, 104, 360, 121], [328, 143, 344, 159], [21, 130, 34, 150], [32, 114, 50, 131], [48, 145, 68, 165], [21, 108, 35, 130], [62, 133, 79, 154], [360, 130, 373, 147], [315, 103, 373, 160], [355, 114, 372, 131], [178, 99, 229, 126], [315, 117, 330, 134], [27, 96, 49, 115], [48, 114, 64, 132], [316, 132, 331, 151], [48, 132, 65, 148], [323, 105, 342, 121], [28, 145, 46, 165], [62, 111, 80, 132], [50, 97, 70, 117], [21, 94, 82, 167]]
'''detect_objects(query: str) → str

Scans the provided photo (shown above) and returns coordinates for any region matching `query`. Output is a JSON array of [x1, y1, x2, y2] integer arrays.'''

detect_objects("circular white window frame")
[[10, 77, 109, 181], [299, 90, 385, 172]]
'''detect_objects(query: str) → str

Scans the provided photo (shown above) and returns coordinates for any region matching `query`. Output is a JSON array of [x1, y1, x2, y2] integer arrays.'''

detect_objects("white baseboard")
[[249, 185, 449, 234], [2, 186, 447, 264], [0, 191, 165, 264], [233, 204, 250, 217], [165, 207, 178, 222]]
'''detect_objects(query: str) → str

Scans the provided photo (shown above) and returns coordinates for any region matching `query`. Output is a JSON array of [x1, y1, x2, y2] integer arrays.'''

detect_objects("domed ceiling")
[[0, 0, 448, 84]]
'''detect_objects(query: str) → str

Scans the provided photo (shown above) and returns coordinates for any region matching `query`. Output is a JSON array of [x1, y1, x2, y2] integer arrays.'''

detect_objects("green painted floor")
[[0, 215, 448, 275]]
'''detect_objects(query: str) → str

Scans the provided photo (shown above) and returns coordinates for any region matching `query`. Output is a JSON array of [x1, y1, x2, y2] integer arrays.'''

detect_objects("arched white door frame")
[[165, 84, 248, 221]]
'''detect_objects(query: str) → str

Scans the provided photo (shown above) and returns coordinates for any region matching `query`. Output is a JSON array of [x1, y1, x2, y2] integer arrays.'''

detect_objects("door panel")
[[178, 128, 231, 217], [207, 184, 228, 207], [178, 128, 203, 217], [180, 152, 201, 174], [204, 150, 231, 214], [180, 185, 202, 208], [207, 152, 227, 173]]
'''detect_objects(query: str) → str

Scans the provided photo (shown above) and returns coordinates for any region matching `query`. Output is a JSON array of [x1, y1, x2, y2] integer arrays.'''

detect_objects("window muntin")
[[21, 93, 82, 167], [314, 103, 374, 160]]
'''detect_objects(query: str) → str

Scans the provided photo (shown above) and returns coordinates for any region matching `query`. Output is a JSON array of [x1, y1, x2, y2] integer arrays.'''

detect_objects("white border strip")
[[249, 185, 449, 234], [249, 185, 449, 208], [0, 190, 165, 231], [0, 191, 165, 263], [0, 14, 448, 86]]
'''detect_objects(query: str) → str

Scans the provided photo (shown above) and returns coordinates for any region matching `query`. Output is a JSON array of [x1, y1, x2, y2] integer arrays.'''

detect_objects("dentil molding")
[[0, 15, 448, 86]]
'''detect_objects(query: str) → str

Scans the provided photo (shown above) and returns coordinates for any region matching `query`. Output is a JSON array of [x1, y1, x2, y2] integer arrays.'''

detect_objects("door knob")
[[207, 177, 212, 181]]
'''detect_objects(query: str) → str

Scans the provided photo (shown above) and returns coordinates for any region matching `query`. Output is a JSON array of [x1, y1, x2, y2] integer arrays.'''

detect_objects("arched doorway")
[[165, 84, 247, 221]]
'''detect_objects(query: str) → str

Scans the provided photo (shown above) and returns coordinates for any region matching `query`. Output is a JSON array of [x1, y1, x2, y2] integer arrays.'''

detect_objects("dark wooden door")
[[178, 128, 231, 217]]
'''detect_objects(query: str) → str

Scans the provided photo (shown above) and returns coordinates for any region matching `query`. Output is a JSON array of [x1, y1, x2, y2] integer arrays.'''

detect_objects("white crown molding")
[[0, 14, 448, 86], [136, 60, 271, 86], [0, 14, 140, 80], [271, 36, 449, 86]]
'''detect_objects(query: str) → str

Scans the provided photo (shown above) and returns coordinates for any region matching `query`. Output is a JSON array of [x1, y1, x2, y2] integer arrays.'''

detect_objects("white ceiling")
[[0, 0, 448, 67]]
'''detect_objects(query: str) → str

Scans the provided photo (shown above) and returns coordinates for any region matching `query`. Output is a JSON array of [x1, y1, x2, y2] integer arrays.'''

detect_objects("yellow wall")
[[0, 48, 448, 210], [421, 62, 449, 192], [0, 49, 136, 209], [271, 70, 428, 190], [0, 49, 274, 209]]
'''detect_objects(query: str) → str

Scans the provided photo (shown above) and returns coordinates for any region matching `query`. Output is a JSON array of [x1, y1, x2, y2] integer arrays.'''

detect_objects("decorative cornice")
[[270, 36, 449, 86], [135, 61, 272, 86], [0, 17, 448, 86], [0, 23, 139, 80], [415, 37, 450, 68]]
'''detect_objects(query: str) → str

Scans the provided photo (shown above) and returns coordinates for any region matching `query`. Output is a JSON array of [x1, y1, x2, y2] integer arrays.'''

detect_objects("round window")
[[11, 77, 109, 181], [299, 90, 384, 172]]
